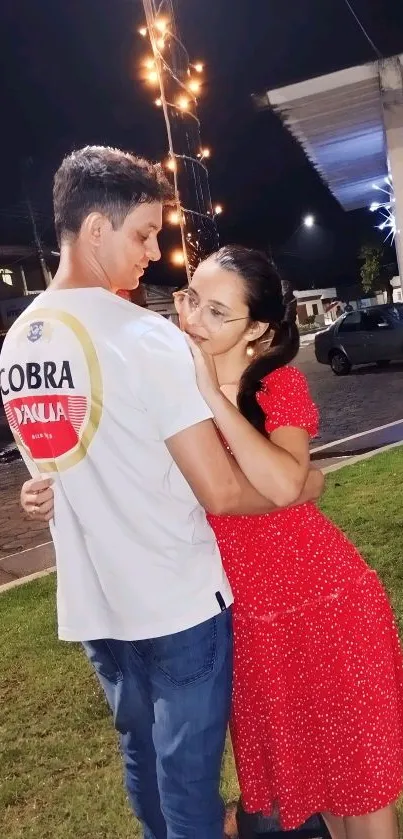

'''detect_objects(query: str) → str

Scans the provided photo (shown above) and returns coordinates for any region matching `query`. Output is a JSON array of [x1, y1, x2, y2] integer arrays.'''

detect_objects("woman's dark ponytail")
[[210, 245, 299, 436], [238, 318, 300, 435]]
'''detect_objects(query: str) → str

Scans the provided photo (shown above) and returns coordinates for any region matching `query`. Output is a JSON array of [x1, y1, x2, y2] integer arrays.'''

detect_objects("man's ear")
[[80, 212, 110, 247]]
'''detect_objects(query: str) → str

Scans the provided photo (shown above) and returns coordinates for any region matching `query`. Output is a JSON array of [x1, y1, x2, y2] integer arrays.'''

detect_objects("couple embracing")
[[2, 146, 403, 839]]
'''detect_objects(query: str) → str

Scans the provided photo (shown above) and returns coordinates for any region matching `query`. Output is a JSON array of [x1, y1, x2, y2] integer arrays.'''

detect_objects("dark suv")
[[314, 303, 403, 375]]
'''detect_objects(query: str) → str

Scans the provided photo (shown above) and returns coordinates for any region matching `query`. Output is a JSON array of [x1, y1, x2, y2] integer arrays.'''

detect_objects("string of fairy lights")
[[140, 0, 222, 280]]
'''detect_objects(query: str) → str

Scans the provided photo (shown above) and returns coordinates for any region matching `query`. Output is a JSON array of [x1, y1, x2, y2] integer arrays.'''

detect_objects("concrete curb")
[[312, 418, 403, 472], [311, 417, 403, 454], [322, 438, 403, 474], [0, 566, 55, 593]]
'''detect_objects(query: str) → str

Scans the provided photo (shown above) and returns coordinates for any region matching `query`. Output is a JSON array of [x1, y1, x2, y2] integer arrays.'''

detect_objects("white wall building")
[[391, 276, 402, 302], [296, 279, 402, 329], [295, 288, 338, 326]]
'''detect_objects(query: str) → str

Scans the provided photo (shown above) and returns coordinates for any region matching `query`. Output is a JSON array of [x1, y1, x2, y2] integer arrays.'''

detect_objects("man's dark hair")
[[53, 145, 174, 243]]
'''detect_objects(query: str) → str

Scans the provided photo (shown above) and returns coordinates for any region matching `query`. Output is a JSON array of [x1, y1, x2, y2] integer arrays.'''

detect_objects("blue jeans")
[[83, 609, 233, 839]]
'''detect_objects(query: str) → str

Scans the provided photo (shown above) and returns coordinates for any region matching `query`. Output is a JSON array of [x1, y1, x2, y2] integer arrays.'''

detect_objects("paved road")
[[297, 345, 403, 446], [0, 460, 49, 563]]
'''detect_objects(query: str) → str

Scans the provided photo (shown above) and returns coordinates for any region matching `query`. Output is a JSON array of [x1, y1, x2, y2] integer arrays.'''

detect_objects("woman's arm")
[[187, 338, 313, 507], [287, 463, 324, 506], [207, 389, 310, 506]]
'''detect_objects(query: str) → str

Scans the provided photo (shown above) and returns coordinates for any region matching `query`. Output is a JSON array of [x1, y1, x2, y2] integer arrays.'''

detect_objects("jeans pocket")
[[83, 640, 124, 683], [150, 616, 218, 687]]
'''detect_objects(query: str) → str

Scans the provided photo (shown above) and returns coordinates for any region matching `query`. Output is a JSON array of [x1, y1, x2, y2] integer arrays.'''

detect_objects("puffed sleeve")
[[256, 366, 319, 438]]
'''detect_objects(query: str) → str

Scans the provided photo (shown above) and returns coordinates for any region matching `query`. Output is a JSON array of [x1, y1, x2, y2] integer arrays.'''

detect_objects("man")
[[2, 146, 322, 839]]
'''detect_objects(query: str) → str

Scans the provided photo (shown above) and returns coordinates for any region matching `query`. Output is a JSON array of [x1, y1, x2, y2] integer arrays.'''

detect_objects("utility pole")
[[22, 160, 51, 289]]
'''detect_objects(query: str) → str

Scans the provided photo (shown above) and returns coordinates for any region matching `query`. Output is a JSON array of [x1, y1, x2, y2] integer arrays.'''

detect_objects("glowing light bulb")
[[201, 148, 210, 158], [194, 63, 203, 73], [148, 70, 158, 84], [188, 80, 201, 94], [168, 210, 180, 225], [156, 37, 165, 50], [177, 96, 189, 110], [303, 214, 315, 228], [155, 98, 162, 107], [214, 204, 223, 215], [166, 158, 177, 172], [144, 57, 155, 69], [139, 27, 147, 37], [171, 249, 185, 266]]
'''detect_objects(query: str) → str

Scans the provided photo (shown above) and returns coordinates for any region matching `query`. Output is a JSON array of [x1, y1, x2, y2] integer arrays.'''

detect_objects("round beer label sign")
[[0, 309, 103, 472]]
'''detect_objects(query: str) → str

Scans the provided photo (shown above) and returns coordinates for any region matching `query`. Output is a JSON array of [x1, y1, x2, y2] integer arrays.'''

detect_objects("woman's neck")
[[214, 346, 249, 388]]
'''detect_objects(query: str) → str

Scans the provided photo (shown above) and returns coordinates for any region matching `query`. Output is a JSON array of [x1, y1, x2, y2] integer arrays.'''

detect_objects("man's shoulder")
[[88, 293, 182, 346], [1, 294, 46, 352], [0, 291, 185, 361]]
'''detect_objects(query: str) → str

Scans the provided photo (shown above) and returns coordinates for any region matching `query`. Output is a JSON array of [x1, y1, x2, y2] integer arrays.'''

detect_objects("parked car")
[[314, 303, 403, 375]]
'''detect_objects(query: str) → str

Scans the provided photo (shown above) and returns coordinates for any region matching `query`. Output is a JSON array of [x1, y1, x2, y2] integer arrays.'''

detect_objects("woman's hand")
[[20, 477, 54, 522], [186, 336, 221, 404], [295, 466, 324, 505]]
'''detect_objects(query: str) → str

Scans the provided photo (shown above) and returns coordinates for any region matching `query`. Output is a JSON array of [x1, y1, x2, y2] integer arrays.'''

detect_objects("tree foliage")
[[359, 244, 394, 303]]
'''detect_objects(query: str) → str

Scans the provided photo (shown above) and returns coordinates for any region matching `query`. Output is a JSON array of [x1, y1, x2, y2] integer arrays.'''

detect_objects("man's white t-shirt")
[[0, 288, 232, 641]]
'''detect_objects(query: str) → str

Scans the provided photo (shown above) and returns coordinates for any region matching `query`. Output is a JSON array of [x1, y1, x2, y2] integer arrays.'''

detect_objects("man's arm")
[[20, 453, 323, 522], [166, 420, 323, 515]]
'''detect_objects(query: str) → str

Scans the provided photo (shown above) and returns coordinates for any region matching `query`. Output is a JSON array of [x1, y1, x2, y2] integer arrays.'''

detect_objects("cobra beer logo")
[[1, 360, 88, 461], [0, 310, 103, 472]]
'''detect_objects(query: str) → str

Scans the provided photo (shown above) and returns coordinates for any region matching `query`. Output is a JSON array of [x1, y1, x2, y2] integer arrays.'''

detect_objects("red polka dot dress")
[[208, 366, 403, 830]]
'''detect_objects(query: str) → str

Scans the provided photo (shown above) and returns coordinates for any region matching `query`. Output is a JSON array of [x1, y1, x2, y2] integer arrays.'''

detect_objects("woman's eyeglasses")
[[173, 290, 248, 334]]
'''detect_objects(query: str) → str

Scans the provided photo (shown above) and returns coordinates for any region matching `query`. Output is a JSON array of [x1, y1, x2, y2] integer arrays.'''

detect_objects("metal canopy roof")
[[261, 58, 403, 211]]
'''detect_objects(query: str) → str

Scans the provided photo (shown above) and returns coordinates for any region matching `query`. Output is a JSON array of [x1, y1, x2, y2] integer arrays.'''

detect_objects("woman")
[[174, 246, 403, 839], [21, 246, 403, 838]]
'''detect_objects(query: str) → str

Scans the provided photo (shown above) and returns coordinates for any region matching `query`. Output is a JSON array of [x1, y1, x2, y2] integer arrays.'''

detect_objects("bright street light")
[[303, 214, 315, 228]]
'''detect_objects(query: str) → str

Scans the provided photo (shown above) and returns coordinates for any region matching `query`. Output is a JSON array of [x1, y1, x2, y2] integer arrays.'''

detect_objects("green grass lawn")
[[1, 448, 403, 838]]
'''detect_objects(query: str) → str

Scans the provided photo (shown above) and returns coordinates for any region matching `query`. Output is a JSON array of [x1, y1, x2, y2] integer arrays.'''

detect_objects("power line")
[[342, 0, 382, 60]]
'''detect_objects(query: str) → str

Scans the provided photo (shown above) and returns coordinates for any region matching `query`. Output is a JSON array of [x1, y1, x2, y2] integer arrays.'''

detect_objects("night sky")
[[0, 0, 403, 289]]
